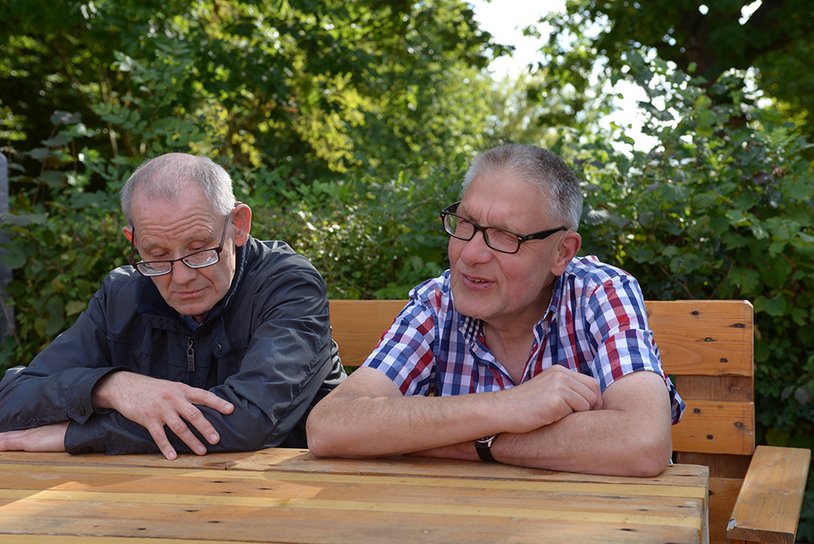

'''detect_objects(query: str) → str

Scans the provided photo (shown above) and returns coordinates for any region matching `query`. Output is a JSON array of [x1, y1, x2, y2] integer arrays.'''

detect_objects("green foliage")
[[0, 0, 496, 182], [540, 0, 814, 142], [250, 160, 464, 299], [564, 55, 814, 539]]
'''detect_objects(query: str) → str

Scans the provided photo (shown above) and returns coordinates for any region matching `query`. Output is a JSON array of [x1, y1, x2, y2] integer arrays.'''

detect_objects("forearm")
[[0, 366, 118, 431], [307, 365, 606, 458], [409, 404, 672, 476], [307, 391, 506, 458], [492, 408, 672, 477], [65, 412, 160, 454]]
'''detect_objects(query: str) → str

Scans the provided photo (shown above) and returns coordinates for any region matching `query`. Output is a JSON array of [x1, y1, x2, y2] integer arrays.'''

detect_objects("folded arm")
[[307, 364, 602, 456], [306, 367, 671, 477], [415, 370, 673, 476]]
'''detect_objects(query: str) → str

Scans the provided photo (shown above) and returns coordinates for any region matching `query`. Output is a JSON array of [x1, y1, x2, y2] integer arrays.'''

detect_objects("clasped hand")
[[93, 371, 234, 460], [497, 365, 603, 434]]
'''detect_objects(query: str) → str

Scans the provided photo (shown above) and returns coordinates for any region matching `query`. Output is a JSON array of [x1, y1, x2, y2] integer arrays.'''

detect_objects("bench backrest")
[[328, 299, 755, 457]]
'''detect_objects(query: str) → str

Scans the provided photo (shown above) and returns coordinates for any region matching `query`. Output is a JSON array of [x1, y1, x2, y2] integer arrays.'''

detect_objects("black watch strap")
[[475, 434, 498, 463]]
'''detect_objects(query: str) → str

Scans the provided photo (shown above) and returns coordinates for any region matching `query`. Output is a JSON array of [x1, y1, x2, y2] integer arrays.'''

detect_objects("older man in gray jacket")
[[0, 153, 345, 459]]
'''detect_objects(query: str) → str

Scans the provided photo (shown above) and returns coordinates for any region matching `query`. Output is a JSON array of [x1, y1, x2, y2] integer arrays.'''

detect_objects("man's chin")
[[171, 301, 212, 323], [450, 293, 490, 322]]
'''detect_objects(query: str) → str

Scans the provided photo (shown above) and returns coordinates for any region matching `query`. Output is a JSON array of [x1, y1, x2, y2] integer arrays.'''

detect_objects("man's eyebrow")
[[138, 229, 215, 250], [456, 207, 517, 232]]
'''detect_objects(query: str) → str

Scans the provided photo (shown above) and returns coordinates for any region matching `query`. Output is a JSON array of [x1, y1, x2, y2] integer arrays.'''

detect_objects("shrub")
[[566, 57, 814, 538]]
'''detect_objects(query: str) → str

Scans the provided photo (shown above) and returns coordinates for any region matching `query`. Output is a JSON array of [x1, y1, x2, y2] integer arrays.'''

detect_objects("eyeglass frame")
[[439, 201, 568, 255], [129, 216, 230, 277]]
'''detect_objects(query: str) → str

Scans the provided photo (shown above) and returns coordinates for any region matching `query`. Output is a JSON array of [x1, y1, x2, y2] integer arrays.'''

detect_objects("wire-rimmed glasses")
[[130, 217, 229, 277]]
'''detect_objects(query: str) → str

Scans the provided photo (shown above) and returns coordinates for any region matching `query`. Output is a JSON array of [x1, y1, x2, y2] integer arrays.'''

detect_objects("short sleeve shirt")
[[362, 255, 685, 424]]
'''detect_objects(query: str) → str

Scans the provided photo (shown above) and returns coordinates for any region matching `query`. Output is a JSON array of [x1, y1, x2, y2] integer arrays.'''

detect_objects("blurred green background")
[[0, 0, 812, 538]]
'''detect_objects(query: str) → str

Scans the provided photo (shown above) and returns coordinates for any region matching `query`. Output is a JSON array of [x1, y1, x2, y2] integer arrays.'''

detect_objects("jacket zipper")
[[186, 337, 195, 373]]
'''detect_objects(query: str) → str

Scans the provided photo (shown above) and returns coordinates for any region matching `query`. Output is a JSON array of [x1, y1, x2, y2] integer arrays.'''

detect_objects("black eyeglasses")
[[130, 217, 230, 277], [440, 202, 567, 254]]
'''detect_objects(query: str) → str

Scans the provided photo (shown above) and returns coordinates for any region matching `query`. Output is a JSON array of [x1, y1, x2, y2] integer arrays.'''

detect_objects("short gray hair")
[[121, 153, 236, 225], [462, 144, 583, 230]]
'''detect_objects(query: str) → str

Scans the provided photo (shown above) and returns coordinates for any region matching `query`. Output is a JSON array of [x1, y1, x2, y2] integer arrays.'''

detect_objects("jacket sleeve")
[[0, 274, 125, 432], [63, 246, 344, 454], [198, 252, 340, 451]]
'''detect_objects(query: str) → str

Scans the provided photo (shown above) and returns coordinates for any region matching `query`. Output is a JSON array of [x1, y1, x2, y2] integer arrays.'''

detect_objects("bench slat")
[[646, 300, 753, 378], [672, 399, 755, 456], [726, 445, 812, 544], [329, 300, 405, 366]]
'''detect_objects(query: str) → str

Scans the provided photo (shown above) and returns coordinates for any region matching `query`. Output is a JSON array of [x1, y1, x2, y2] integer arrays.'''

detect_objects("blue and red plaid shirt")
[[363, 255, 684, 424]]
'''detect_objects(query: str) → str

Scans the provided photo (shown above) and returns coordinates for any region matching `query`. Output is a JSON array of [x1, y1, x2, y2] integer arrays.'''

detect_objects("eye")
[[188, 240, 211, 252]]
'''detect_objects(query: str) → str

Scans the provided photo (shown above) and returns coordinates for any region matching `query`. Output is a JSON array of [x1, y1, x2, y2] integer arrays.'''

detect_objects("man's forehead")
[[131, 184, 214, 222], [132, 176, 201, 203]]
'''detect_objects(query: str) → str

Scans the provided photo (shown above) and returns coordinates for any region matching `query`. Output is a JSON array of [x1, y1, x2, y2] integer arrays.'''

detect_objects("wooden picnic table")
[[0, 448, 709, 543]]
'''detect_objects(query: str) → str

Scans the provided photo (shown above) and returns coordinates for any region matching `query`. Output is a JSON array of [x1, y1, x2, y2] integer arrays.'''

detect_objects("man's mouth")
[[463, 273, 491, 285]]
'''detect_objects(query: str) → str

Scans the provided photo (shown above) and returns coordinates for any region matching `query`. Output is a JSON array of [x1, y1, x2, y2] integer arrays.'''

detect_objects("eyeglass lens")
[[136, 249, 220, 276], [443, 214, 520, 253]]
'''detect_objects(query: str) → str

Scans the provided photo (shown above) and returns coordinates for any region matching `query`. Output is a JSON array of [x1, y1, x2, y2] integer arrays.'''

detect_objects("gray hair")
[[121, 153, 236, 225], [462, 144, 583, 230]]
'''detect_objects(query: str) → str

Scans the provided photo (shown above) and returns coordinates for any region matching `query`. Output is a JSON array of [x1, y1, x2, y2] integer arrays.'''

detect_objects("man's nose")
[[458, 229, 493, 261], [169, 261, 198, 282]]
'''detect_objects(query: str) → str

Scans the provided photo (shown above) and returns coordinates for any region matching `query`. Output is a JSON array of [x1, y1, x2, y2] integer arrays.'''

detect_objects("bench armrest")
[[726, 445, 811, 544]]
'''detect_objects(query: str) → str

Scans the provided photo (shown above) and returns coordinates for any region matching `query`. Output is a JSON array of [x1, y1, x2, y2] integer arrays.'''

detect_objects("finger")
[[166, 416, 208, 456], [560, 372, 602, 408], [147, 424, 178, 460], [182, 406, 221, 446], [554, 390, 590, 414], [187, 389, 234, 415], [571, 380, 602, 410]]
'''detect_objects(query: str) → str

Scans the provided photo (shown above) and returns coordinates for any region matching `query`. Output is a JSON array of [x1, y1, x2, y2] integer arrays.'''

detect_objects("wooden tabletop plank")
[[0, 450, 708, 544], [0, 462, 707, 501], [0, 450, 709, 488], [0, 493, 702, 544]]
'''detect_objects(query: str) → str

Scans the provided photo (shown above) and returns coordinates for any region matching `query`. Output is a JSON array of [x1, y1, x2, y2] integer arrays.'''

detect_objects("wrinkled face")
[[127, 184, 242, 323], [448, 167, 576, 331]]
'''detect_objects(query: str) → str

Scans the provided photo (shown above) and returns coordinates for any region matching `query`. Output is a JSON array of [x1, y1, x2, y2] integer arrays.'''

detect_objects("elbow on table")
[[625, 437, 673, 477], [305, 416, 344, 458]]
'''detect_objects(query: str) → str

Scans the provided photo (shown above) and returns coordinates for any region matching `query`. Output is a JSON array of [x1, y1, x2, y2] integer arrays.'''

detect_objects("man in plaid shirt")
[[307, 144, 684, 476]]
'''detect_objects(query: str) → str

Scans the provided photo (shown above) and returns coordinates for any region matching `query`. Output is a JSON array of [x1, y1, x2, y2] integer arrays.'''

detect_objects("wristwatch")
[[475, 434, 499, 463]]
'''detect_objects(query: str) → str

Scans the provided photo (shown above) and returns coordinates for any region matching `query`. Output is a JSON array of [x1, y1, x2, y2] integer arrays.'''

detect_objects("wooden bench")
[[329, 299, 811, 544]]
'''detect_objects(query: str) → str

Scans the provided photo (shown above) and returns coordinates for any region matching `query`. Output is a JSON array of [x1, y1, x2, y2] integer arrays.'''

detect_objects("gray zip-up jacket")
[[0, 237, 345, 454]]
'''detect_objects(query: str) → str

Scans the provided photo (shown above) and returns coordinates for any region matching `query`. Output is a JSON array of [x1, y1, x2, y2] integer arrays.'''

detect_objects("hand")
[[92, 372, 234, 460], [0, 423, 68, 452], [497, 365, 603, 434]]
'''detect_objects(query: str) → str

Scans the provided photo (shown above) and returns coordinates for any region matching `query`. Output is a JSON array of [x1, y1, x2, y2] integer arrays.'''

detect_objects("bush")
[[565, 57, 814, 539], [250, 163, 464, 300]]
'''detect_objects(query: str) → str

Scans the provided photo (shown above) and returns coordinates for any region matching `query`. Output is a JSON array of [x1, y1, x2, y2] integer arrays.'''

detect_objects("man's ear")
[[231, 203, 252, 247], [122, 225, 134, 243], [552, 231, 582, 276]]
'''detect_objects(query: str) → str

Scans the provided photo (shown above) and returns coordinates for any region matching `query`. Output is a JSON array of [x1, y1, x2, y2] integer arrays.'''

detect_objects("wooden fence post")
[[0, 151, 13, 343]]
